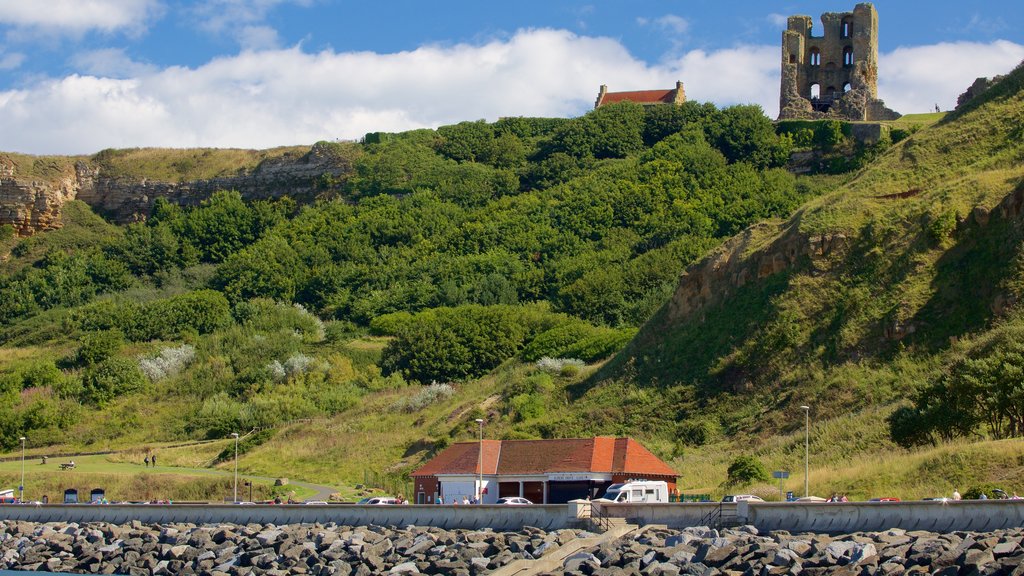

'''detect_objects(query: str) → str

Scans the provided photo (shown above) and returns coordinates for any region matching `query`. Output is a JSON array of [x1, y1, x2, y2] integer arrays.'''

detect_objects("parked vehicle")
[[361, 497, 399, 505], [0, 490, 15, 504], [495, 497, 533, 505], [597, 480, 669, 503], [304, 500, 329, 505], [868, 497, 901, 502], [721, 494, 765, 503]]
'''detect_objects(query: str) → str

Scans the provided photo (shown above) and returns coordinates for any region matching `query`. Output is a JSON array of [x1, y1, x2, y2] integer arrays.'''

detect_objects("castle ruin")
[[778, 3, 900, 121]]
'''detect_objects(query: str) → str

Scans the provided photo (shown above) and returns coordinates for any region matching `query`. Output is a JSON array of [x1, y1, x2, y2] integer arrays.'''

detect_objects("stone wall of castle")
[[778, 3, 900, 122]]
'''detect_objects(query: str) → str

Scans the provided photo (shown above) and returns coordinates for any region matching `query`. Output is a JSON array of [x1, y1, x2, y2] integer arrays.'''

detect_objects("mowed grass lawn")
[[0, 450, 316, 502]]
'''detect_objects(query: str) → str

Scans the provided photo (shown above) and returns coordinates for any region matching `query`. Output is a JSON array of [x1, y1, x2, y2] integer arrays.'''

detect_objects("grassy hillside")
[[2, 67, 1024, 502], [557, 62, 1024, 495]]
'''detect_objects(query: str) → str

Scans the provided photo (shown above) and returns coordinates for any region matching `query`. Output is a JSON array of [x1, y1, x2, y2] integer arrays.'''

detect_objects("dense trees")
[[890, 330, 1024, 446], [0, 98, 819, 443]]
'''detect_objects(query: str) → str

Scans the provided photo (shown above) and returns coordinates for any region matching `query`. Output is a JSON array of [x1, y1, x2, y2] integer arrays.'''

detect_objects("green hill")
[[2, 64, 1024, 502]]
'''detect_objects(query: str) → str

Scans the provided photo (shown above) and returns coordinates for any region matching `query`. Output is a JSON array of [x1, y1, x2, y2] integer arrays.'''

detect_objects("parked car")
[[794, 496, 827, 503], [361, 497, 399, 505], [721, 494, 764, 503], [495, 497, 533, 505], [304, 500, 329, 505], [868, 497, 901, 502]]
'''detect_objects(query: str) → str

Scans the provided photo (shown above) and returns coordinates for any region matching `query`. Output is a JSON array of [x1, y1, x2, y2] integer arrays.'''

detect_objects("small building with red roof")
[[595, 82, 686, 108], [410, 437, 677, 505]]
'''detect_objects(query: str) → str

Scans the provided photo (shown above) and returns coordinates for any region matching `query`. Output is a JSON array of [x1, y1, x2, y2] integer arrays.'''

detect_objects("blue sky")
[[0, 0, 1021, 154]]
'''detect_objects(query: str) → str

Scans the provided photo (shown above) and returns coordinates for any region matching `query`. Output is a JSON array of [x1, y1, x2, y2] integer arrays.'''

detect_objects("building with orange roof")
[[410, 437, 677, 504], [595, 82, 686, 109]]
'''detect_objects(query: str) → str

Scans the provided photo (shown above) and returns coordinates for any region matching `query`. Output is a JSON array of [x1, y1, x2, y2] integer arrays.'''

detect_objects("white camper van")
[[597, 480, 669, 503]]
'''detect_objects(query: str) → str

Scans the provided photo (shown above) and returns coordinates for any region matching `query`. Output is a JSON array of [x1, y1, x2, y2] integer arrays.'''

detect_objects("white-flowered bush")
[[392, 382, 455, 413], [139, 344, 196, 382], [534, 357, 585, 372]]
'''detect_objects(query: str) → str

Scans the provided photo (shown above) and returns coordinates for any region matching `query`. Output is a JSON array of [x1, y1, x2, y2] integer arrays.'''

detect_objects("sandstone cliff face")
[[0, 159, 79, 236], [0, 143, 352, 235]]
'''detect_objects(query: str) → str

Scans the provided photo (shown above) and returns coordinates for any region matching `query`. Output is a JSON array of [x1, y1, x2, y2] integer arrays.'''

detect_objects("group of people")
[[143, 454, 157, 467], [827, 493, 849, 502]]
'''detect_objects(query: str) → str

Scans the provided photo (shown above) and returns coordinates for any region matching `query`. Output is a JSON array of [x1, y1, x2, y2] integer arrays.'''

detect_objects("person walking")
[[952, 489, 961, 500], [151, 453, 157, 467], [144, 455, 150, 467]]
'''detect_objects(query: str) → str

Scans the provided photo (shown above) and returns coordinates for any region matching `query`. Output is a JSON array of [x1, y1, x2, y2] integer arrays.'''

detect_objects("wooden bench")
[[59, 463, 75, 470]]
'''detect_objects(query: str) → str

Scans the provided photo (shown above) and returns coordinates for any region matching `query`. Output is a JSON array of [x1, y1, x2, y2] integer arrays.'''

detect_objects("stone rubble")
[[0, 520, 1022, 575]]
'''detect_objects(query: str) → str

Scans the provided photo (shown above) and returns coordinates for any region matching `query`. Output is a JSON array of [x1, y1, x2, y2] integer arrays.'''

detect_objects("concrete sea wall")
[[1, 500, 1022, 534]]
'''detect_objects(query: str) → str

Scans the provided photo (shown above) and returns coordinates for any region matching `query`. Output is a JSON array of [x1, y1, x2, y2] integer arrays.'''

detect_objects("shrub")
[[726, 455, 770, 486], [677, 418, 722, 446], [392, 382, 455, 413], [75, 330, 125, 367], [234, 299, 324, 341], [535, 357, 586, 373], [267, 353, 325, 383], [138, 344, 196, 382], [963, 483, 1005, 500], [81, 357, 147, 406]]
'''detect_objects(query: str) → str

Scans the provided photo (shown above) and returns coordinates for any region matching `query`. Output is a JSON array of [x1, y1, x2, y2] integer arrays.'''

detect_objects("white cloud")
[[0, 30, 1020, 155], [0, 0, 163, 36], [192, 0, 311, 47], [0, 49, 22, 70], [767, 14, 788, 28], [70, 48, 156, 78], [879, 40, 1024, 112], [237, 25, 281, 51], [637, 14, 690, 35]]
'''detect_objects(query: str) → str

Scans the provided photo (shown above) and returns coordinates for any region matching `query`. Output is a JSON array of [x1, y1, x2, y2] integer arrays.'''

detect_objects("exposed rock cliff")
[[0, 142, 353, 235]]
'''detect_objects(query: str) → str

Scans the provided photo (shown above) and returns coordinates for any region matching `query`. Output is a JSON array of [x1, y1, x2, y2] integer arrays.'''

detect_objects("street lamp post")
[[800, 406, 810, 497], [19, 436, 26, 503], [231, 433, 239, 503], [475, 418, 484, 504]]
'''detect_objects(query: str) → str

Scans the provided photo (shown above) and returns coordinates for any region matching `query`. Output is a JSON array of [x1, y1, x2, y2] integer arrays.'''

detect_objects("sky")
[[0, 1, 1022, 155]]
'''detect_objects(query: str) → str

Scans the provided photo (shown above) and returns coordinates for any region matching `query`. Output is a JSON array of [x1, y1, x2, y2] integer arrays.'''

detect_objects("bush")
[[138, 344, 196, 382], [726, 455, 770, 485], [234, 299, 324, 342], [535, 357, 586, 373], [81, 357, 147, 406], [677, 418, 722, 446], [75, 330, 124, 367], [392, 382, 455, 413], [963, 483, 1005, 500]]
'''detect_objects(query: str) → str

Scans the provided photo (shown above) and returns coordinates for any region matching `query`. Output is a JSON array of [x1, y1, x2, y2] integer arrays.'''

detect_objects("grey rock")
[[389, 560, 420, 574]]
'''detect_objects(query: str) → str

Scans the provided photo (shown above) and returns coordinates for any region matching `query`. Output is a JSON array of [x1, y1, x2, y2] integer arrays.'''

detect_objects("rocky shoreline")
[[0, 520, 1021, 575]]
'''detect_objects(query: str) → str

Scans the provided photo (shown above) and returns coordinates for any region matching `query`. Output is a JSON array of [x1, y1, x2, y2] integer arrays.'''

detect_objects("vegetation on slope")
[[2, 62, 1022, 500], [0, 100, 836, 496]]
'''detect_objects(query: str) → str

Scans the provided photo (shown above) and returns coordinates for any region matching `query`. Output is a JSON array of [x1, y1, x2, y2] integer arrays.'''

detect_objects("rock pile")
[[0, 520, 582, 575], [557, 525, 1024, 576], [2, 520, 1022, 575]]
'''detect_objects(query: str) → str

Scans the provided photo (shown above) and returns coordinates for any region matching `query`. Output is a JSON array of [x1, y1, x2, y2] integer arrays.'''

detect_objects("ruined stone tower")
[[778, 3, 899, 121]]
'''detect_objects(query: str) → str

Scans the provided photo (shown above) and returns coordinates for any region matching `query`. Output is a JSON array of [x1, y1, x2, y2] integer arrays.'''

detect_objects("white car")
[[304, 500, 329, 505], [721, 494, 764, 503], [362, 497, 399, 505], [495, 497, 533, 505]]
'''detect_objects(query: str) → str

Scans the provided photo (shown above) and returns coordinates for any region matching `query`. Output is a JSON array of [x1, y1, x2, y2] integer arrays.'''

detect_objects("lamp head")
[[231, 433, 239, 438], [19, 437, 25, 441], [800, 405, 810, 411], [475, 419, 483, 424]]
